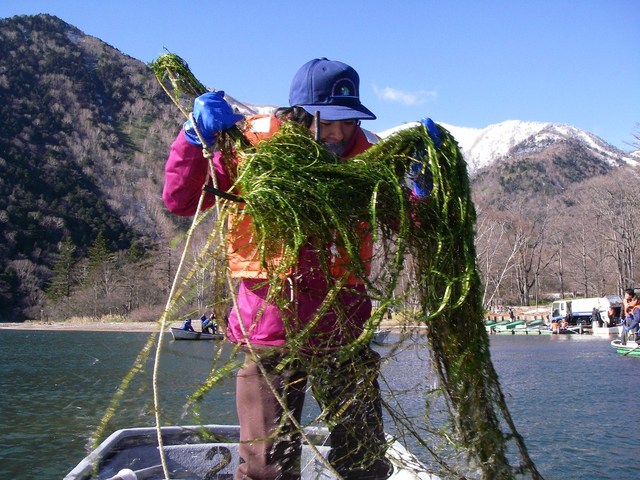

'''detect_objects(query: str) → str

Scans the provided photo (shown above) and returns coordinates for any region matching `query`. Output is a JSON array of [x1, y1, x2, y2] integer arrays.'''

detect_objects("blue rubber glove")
[[405, 118, 440, 198], [183, 91, 244, 146], [407, 161, 433, 198], [421, 117, 442, 148]]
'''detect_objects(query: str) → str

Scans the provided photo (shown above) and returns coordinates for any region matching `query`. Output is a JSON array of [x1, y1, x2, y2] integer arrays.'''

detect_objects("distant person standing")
[[607, 306, 616, 326], [622, 289, 640, 341]]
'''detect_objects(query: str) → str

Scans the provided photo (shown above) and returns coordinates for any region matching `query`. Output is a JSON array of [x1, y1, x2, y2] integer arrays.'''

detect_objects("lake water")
[[1, 329, 639, 479]]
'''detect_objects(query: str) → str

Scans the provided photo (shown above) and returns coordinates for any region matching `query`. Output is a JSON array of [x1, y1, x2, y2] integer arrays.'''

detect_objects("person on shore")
[[622, 289, 640, 340], [606, 306, 616, 327], [163, 57, 438, 479], [181, 318, 195, 332]]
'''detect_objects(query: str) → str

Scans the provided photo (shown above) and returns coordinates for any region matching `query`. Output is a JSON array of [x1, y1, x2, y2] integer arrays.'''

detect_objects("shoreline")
[[0, 319, 419, 333], [0, 320, 166, 332]]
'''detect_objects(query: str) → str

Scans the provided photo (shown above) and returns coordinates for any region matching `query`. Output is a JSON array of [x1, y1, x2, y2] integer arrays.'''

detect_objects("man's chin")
[[322, 142, 347, 156]]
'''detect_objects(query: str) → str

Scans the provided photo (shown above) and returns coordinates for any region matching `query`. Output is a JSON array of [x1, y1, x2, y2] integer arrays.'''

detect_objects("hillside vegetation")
[[0, 14, 186, 320]]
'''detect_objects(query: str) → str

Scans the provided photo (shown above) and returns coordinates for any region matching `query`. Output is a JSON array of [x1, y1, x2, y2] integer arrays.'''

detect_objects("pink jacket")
[[163, 123, 374, 349]]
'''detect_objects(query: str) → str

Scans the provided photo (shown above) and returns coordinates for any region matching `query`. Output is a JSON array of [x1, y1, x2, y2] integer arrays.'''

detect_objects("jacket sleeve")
[[162, 129, 234, 216]]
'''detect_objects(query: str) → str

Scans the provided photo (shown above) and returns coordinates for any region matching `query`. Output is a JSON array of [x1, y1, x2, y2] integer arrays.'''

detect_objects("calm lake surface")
[[1, 329, 639, 479]]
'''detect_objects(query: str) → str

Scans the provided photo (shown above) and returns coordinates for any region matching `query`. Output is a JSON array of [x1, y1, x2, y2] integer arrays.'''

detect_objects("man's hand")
[[183, 91, 244, 146]]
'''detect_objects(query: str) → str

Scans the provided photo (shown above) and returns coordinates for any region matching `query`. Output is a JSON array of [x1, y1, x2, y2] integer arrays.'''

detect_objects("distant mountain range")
[[379, 120, 639, 174], [229, 95, 640, 177]]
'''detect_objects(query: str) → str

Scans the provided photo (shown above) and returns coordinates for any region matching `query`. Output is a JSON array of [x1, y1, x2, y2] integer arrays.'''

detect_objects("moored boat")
[[491, 326, 549, 335], [484, 319, 512, 332], [64, 424, 440, 479], [489, 324, 552, 335], [611, 337, 640, 357], [170, 327, 224, 341], [487, 318, 544, 334]]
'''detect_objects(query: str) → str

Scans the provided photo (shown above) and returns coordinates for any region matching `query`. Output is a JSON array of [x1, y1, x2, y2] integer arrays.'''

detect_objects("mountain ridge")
[[378, 120, 638, 174]]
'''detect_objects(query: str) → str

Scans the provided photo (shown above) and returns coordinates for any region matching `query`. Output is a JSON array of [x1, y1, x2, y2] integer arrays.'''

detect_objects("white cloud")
[[372, 84, 436, 106]]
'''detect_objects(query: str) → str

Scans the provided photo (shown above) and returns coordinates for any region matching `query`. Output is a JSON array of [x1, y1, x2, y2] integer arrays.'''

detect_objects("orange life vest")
[[226, 114, 374, 285]]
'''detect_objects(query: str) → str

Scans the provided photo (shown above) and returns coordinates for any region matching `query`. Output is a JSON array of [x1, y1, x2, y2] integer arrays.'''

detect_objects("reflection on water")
[[0, 331, 239, 480], [1, 330, 639, 479], [489, 334, 640, 479]]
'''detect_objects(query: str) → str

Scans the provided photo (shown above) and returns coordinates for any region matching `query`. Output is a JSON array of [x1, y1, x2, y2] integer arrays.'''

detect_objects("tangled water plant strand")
[[233, 122, 542, 479], [141, 52, 544, 479]]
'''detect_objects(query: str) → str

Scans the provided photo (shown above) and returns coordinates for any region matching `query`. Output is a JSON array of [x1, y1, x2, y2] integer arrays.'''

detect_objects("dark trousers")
[[234, 346, 390, 480]]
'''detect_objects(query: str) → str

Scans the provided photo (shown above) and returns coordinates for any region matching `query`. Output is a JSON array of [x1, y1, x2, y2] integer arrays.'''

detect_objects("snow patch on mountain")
[[444, 120, 549, 170], [226, 94, 277, 116], [378, 120, 547, 171], [379, 120, 638, 173]]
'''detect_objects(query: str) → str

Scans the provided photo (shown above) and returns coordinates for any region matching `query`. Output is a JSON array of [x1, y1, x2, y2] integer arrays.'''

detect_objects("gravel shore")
[[0, 316, 419, 333], [0, 320, 165, 332]]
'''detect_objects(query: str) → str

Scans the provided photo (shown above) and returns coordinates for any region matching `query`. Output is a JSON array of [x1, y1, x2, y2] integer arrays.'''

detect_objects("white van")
[[550, 295, 623, 327]]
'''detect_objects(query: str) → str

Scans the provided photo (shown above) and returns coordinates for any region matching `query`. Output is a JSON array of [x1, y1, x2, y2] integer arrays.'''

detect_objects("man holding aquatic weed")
[[163, 58, 436, 480]]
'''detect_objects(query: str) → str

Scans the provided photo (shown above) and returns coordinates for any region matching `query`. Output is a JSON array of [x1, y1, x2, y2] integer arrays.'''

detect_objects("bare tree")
[[544, 212, 569, 299], [475, 208, 522, 309], [588, 171, 640, 291], [503, 200, 551, 306]]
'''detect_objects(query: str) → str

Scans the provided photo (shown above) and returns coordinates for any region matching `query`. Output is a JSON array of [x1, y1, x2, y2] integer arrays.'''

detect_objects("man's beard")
[[321, 140, 348, 156]]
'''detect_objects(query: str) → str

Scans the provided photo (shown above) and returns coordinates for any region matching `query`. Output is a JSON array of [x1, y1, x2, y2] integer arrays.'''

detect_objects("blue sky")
[[2, 1, 638, 150]]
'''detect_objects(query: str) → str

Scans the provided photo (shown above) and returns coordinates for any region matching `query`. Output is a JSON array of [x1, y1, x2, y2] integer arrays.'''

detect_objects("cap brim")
[[301, 104, 376, 121]]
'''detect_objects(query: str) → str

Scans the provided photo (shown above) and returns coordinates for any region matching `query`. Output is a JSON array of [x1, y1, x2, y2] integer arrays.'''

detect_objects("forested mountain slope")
[[0, 14, 182, 319]]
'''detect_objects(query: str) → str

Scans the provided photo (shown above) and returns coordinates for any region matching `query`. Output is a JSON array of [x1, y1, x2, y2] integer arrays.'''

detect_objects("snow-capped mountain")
[[228, 94, 639, 174], [226, 94, 277, 117], [379, 120, 639, 174]]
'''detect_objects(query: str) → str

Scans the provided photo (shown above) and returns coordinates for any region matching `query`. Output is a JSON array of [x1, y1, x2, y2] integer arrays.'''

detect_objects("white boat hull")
[[611, 338, 640, 356], [64, 424, 440, 479], [170, 327, 224, 341], [591, 325, 622, 336]]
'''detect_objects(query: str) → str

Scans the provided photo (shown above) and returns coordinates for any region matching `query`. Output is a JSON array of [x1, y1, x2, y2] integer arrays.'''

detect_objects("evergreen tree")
[[45, 237, 77, 300], [86, 231, 113, 278], [85, 231, 117, 299]]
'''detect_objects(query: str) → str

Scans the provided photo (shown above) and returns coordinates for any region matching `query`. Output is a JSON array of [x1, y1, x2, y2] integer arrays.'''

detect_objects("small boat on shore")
[[484, 319, 512, 332], [170, 327, 224, 341], [490, 326, 549, 335], [64, 424, 439, 479], [487, 319, 549, 335]]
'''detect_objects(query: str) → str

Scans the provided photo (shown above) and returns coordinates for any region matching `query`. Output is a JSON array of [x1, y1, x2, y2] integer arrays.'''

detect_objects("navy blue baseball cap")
[[289, 58, 376, 121]]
